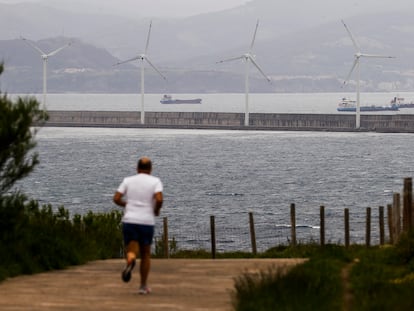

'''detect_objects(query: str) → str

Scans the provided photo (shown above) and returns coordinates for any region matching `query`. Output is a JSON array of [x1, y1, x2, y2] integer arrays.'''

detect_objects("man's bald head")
[[137, 156, 152, 174]]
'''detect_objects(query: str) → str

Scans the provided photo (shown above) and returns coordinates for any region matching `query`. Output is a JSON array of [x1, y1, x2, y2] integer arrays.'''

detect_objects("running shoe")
[[138, 286, 151, 295], [121, 260, 136, 283]]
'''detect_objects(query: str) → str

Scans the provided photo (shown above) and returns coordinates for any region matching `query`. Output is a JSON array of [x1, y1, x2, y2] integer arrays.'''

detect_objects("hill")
[[1, 0, 414, 93]]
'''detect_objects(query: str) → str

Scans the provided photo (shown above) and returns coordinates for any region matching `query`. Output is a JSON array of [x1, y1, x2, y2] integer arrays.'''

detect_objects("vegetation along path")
[[0, 258, 305, 311]]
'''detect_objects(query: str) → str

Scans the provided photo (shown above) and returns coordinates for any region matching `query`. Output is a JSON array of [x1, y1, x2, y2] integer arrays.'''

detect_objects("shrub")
[[233, 255, 343, 311], [0, 194, 123, 281]]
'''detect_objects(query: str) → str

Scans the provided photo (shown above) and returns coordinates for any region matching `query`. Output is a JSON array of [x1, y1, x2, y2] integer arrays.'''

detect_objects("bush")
[[0, 193, 123, 281], [233, 252, 343, 311]]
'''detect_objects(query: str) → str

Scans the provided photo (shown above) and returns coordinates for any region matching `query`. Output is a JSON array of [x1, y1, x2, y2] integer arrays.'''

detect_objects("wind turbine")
[[114, 21, 166, 124], [217, 20, 271, 126], [341, 20, 395, 129], [21, 37, 72, 110]]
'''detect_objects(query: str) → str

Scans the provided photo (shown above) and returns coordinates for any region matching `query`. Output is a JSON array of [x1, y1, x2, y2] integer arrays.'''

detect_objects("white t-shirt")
[[117, 173, 163, 225]]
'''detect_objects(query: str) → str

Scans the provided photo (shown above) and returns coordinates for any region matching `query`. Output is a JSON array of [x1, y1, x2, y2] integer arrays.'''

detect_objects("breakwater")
[[43, 111, 414, 132]]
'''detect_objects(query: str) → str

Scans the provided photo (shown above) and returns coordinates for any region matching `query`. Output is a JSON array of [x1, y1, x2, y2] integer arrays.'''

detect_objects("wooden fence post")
[[379, 206, 385, 246], [393, 193, 401, 243], [290, 203, 297, 246], [366, 207, 371, 247], [403, 177, 413, 232], [320, 205, 325, 247], [344, 208, 350, 248], [387, 204, 393, 245], [249, 212, 257, 255], [210, 215, 216, 259], [163, 217, 169, 258]]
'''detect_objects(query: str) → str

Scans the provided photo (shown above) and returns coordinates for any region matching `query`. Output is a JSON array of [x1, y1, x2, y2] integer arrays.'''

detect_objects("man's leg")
[[122, 241, 138, 282], [139, 244, 151, 288], [126, 241, 139, 264], [137, 224, 154, 294]]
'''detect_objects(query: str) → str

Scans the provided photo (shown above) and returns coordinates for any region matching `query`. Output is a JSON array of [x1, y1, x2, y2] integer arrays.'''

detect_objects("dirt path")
[[0, 258, 305, 311], [341, 259, 359, 311]]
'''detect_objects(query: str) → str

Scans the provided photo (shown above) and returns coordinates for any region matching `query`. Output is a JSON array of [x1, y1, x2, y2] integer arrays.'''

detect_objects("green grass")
[[232, 244, 346, 311], [348, 240, 414, 311], [231, 239, 414, 311], [233, 257, 343, 311]]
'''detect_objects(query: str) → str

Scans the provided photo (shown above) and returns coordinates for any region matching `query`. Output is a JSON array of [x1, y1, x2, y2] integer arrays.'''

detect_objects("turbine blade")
[[145, 21, 152, 55], [21, 36, 46, 55], [249, 19, 259, 52], [47, 41, 72, 57], [113, 55, 141, 66], [344, 58, 358, 84], [341, 20, 360, 52], [145, 57, 167, 80], [249, 56, 271, 82], [360, 53, 396, 59], [216, 55, 245, 64]]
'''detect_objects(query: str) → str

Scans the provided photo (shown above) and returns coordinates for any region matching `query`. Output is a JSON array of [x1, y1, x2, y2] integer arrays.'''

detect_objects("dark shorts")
[[122, 223, 155, 246]]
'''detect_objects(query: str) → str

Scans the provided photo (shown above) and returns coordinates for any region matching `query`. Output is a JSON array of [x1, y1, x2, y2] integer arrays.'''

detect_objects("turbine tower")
[[21, 37, 72, 110], [217, 20, 271, 126], [115, 21, 166, 124], [341, 20, 395, 129]]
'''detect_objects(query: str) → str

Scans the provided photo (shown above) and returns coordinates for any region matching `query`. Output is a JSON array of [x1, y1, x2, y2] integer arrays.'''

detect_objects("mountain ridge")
[[1, 1, 414, 93]]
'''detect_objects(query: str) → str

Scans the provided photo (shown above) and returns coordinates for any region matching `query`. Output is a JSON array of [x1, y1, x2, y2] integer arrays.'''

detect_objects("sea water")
[[14, 112, 414, 251], [9, 92, 414, 251], [14, 92, 414, 114]]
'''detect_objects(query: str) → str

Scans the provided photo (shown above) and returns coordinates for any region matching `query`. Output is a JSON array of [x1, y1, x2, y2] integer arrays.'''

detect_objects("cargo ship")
[[160, 94, 202, 104], [337, 97, 398, 112]]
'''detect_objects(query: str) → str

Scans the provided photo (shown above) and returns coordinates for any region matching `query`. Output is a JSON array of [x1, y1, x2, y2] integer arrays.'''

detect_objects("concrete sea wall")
[[43, 111, 414, 132]]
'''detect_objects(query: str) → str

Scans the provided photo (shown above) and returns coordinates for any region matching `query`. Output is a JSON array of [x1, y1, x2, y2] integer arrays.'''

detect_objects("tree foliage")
[[0, 63, 48, 195]]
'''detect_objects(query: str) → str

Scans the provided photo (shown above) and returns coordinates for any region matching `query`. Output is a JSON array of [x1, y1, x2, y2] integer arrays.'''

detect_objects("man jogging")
[[113, 156, 163, 295]]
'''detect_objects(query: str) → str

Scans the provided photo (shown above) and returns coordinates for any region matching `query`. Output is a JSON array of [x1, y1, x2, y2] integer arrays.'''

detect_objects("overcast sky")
[[1, 0, 252, 17], [2, 0, 413, 19], [1, 0, 413, 24]]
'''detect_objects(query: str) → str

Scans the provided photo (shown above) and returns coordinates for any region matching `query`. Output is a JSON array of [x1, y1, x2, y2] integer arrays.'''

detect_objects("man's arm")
[[154, 192, 163, 216], [113, 191, 126, 207]]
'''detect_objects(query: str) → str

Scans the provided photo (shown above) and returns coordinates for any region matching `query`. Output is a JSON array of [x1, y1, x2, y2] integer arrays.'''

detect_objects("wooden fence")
[[158, 177, 414, 258]]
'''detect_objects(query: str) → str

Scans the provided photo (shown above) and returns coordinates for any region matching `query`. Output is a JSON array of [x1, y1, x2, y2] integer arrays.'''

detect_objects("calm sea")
[[14, 91, 414, 114], [13, 93, 414, 251]]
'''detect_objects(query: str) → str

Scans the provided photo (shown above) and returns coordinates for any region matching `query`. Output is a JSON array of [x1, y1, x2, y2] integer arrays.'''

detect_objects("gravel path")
[[0, 258, 305, 311]]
